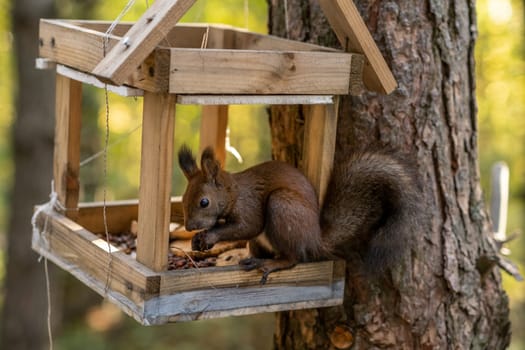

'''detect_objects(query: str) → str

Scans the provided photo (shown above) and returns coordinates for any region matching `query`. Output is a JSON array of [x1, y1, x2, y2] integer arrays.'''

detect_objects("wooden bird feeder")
[[32, 0, 396, 325]]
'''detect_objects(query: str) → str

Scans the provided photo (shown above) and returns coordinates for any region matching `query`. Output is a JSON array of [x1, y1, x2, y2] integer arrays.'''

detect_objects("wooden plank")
[[169, 49, 352, 94], [230, 27, 339, 52], [92, 0, 198, 85], [159, 260, 337, 293], [303, 98, 339, 204], [76, 197, 184, 234], [137, 92, 176, 272], [32, 210, 160, 306], [57, 64, 143, 97], [318, 0, 397, 94], [39, 19, 170, 92], [199, 105, 228, 166], [39, 19, 119, 73], [176, 95, 335, 105], [146, 280, 344, 324], [54, 74, 82, 219]]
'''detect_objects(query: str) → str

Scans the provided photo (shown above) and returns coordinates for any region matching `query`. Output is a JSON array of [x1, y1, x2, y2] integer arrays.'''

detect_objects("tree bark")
[[0, 1, 60, 349], [268, 0, 511, 349]]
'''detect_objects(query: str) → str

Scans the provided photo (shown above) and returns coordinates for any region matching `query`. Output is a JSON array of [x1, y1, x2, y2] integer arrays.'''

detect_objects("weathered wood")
[[137, 92, 176, 272], [147, 279, 344, 324], [54, 74, 82, 219], [92, 0, 198, 85], [32, 208, 345, 326], [169, 49, 353, 94], [56, 64, 143, 97], [39, 19, 170, 92], [199, 105, 228, 165], [302, 98, 339, 204], [39, 19, 119, 73], [159, 260, 339, 293], [177, 95, 335, 105], [76, 197, 184, 234], [32, 210, 160, 306], [318, 0, 397, 94]]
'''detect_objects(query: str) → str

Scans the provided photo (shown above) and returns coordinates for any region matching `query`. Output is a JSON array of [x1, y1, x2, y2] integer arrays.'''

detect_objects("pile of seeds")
[[97, 231, 217, 270]]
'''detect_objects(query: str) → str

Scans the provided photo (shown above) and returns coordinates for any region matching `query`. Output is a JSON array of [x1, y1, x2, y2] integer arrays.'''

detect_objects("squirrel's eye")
[[199, 198, 210, 208]]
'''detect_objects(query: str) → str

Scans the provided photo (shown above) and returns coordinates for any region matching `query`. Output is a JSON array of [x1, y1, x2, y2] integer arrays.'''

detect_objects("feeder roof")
[[92, 0, 396, 94]]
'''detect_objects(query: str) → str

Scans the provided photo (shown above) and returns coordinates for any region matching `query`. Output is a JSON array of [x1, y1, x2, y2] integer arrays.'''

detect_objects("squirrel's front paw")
[[191, 231, 214, 251]]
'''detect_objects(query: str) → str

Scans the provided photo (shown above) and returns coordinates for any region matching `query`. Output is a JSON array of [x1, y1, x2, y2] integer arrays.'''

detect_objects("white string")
[[31, 181, 64, 250], [44, 258, 53, 350], [31, 181, 63, 350], [103, 0, 136, 55], [102, 86, 114, 294], [80, 123, 142, 167]]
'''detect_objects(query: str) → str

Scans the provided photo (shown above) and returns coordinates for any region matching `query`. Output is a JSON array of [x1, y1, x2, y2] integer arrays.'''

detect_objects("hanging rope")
[[103, 0, 136, 55], [31, 181, 64, 350]]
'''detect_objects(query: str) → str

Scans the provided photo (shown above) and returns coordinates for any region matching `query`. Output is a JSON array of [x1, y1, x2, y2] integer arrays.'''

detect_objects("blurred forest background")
[[0, 0, 523, 349]]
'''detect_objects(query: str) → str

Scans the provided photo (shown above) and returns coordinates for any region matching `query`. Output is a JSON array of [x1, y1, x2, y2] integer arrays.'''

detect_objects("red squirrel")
[[178, 145, 419, 283]]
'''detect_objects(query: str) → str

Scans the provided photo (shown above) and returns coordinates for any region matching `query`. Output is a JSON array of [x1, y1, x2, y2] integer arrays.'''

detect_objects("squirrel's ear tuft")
[[201, 147, 220, 182], [178, 144, 198, 179]]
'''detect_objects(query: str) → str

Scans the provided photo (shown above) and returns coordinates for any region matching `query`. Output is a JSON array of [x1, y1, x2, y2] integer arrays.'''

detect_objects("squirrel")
[[178, 145, 419, 284]]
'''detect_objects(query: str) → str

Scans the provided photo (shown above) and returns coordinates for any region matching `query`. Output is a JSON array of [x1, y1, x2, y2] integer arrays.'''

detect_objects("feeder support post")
[[199, 105, 229, 166], [137, 91, 176, 272], [302, 98, 339, 205], [54, 73, 82, 219]]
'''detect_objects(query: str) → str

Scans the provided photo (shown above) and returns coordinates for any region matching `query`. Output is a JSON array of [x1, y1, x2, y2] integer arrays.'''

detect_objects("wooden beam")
[[76, 197, 184, 234], [199, 106, 228, 166], [32, 210, 160, 307], [39, 19, 171, 93], [137, 92, 176, 272], [318, 0, 397, 94], [56, 64, 143, 97], [92, 0, 198, 85], [54, 74, 82, 219], [302, 98, 339, 204], [169, 49, 352, 95], [177, 95, 335, 105]]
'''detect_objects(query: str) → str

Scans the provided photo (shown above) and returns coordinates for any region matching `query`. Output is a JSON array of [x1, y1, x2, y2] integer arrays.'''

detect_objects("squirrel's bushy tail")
[[320, 150, 420, 274]]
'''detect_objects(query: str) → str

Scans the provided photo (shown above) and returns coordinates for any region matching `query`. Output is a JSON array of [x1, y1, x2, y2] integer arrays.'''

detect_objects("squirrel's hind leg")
[[239, 257, 297, 284]]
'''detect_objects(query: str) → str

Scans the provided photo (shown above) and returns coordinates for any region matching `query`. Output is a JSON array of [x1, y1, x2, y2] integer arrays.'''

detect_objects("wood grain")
[[32, 210, 160, 305], [303, 98, 339, 204], [199, 105, 228, 166], [54, 74, 82, 219], [92, 0, 198, 85], [137, 92, 176, 272], [169, 49, 352, 94]]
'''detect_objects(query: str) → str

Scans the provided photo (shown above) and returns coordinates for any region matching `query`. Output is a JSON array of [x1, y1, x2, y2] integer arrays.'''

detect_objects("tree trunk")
[[267, 0, 511, 349], [0, 1, 60, 349]]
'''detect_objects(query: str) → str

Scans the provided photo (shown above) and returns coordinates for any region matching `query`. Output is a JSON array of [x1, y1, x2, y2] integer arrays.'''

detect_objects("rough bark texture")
[[0, 1, 60, 349], [268, 0, 511, 349]]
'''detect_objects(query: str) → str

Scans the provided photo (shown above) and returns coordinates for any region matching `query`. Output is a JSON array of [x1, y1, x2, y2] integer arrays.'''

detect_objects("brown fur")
[[178, 146, 419, 283]]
